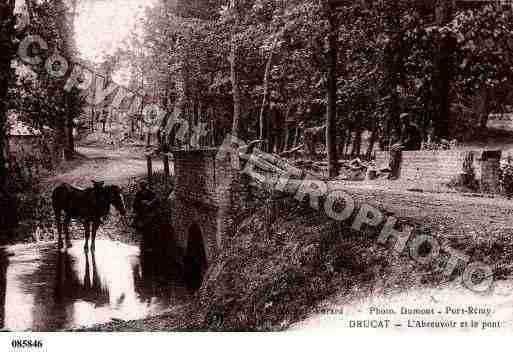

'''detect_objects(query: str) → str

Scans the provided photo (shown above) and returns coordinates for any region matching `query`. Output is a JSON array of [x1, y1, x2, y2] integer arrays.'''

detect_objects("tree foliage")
[[9, 0, 85, 159], [6, 0, 513, 169]]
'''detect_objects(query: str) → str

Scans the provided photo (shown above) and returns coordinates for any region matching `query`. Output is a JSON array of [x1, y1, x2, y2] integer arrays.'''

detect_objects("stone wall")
[[374, 149, 503, 191], [171, 149, 240, 265], [480, 151, 502, 193], [375, 150, 480, 184]]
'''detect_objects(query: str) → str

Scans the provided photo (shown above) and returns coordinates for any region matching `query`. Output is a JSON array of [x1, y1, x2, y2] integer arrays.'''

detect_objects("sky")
[[12, 0, 156, 86], [74, 0, 156, 64]]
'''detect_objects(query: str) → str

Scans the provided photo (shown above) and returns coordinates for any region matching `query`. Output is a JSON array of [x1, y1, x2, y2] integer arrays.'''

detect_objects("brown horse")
[[52, 181, 126, 251]]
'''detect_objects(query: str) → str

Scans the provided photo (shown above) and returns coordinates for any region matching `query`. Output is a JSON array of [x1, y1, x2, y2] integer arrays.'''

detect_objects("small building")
[[8, 117, 41, 154], [7, 113, 56, 176]]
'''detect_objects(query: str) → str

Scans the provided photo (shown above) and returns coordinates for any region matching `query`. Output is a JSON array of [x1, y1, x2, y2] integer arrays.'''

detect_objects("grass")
[[187, 194, 415, 330]]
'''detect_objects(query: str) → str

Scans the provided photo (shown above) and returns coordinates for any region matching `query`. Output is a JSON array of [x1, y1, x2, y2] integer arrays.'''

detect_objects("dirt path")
[[292, 180, 513, 332], [25, 145, 165, 245], [55, 147, 513, 239], [45, 146, 165, 187], [336, 181, 513, 245]]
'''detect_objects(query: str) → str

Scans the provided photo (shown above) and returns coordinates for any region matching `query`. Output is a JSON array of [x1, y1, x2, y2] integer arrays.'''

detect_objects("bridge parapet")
[[171, 149, 241, 267]]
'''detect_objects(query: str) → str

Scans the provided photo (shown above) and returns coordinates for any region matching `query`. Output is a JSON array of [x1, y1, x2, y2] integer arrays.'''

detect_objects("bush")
[[500, 162, 513, 198], [191, 196, 419, 331], [447, 151, 479, 191]]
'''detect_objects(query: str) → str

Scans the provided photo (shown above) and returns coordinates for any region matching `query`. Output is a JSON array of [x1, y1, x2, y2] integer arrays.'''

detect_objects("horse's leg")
[[91, 222, 99, 252], [64, 214, 72, 249], [84, 221, 90, 251]]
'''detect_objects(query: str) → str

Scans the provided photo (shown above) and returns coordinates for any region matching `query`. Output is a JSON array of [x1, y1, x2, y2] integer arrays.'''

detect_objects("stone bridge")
[[171, 149, 241, 283]]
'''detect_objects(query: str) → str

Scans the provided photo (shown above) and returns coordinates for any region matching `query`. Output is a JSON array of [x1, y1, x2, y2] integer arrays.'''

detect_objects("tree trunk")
[[383, 2, 402, 147], [259, 35, 280, 152], [0, 0, 16, 178], [351, 128, 362, 157], [325, 2, 339, 177], [65, 117, 74, 159], [282, 104, 292, 152], [280, 124, 290, 152], [478, 88, 490, 129], [166, 36, 188, 148], [55, 0, 76, 160], [293, 126, 301, 148], [366, 129, 377, 159], [433, 37, 452, 140], [63, 97, 74, 160], [433, 1, 454, 141], [230, 0, 241, 143], [344, 127, 353, 155]]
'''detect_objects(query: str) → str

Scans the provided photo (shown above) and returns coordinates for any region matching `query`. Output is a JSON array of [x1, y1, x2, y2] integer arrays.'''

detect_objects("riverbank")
[[7, 145, 167, 246], [87, 181, 513, 331], [8, 144, 513, 331]]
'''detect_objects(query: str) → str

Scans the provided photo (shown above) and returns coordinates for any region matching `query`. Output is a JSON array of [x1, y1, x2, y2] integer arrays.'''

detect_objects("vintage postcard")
[[0, 0, 512, 356]]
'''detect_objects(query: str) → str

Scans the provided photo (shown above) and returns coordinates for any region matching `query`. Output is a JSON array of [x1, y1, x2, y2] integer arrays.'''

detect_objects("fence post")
[[163, 153, 170, 179], [147, 154, 153, 183]]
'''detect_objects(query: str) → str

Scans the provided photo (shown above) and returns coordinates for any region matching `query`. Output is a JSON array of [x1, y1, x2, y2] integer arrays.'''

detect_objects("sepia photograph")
[[0, 0, 513, 355]]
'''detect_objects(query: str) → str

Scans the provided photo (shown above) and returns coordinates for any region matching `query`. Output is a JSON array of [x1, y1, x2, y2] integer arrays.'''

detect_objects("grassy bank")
[[8, 159, 173, 247], [89, 181, 513, 331], [85, 199, 431, 330]]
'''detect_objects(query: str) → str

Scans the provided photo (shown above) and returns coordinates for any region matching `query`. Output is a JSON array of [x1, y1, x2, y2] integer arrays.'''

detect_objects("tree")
[[449, 4, 513, 138], [54, 0, 78, 159], [0, 0, 15, 178], [11, 0, 85, 162], [121, 0, 513, 164], [324, 0, 341, 177], [229, 0, 241, 142], [0, 0, 17, 235]]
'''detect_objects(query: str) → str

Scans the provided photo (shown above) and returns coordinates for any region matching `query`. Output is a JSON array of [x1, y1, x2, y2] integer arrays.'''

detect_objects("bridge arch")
[[171, 149, 241, 285], [184, 223, 208, 288]]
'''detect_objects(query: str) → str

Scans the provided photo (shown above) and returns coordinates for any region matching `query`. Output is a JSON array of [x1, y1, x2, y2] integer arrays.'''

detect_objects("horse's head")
[[106, 185, 127, 217]]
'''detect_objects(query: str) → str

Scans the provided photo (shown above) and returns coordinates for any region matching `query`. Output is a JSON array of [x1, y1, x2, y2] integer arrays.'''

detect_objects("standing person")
[[132, 180, 159, 251], [403, 121, 422, 151], [133, 180, 158, 228], [388, 137, 403, 180]]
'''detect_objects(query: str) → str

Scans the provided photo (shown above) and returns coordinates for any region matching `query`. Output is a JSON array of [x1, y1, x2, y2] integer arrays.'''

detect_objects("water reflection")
[[0, 239, 190, 331]]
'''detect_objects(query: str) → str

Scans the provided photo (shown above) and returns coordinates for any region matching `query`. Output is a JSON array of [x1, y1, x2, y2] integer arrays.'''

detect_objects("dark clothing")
[[388, 142, 403, 180], [133, 188, 157, 213], [133, 188, 159, 251], [403, 125, 422, 151], [133, 188, 158, 227]]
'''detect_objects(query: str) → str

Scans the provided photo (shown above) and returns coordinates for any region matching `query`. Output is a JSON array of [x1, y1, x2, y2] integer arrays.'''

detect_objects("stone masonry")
[[171, 149, 241, 266], [375, 149, 501, 193]]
